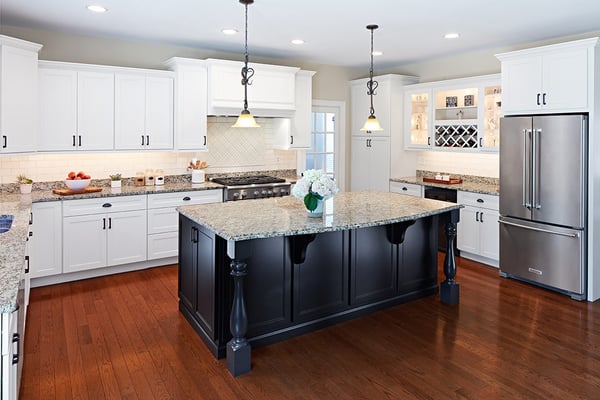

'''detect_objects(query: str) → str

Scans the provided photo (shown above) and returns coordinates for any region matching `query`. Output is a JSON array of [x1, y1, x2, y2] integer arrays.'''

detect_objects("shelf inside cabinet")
[[434, 124, 479, 148]]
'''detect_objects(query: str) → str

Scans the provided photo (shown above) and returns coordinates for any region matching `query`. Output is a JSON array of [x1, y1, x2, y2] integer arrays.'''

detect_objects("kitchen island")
[[177, 191, 461, 376]]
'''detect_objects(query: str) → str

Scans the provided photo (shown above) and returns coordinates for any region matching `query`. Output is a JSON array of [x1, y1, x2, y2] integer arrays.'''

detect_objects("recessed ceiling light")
[[291, 39, 305, 45], [222, 28, 238, 35], [86, 4, 107, 13], [444, 32, 460, 39], [372, 51, 383, 56]]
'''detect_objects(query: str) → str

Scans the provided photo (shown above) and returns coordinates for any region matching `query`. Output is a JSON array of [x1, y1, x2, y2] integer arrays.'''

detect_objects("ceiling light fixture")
[[291, 39, 305, 45], [232, 0, 260, 128], [444, 32, 460, 39], [86, 5, 107, 13], [222, 28, 238, 35], [360, 24, 383, 132]]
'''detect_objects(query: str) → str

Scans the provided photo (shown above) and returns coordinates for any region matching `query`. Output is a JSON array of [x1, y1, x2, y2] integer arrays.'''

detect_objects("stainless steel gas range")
[[211, 175, 291, 201]]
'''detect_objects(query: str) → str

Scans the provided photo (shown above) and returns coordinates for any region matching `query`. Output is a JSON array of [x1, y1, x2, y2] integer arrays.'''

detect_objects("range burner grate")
[[212, 175, 286, 186]]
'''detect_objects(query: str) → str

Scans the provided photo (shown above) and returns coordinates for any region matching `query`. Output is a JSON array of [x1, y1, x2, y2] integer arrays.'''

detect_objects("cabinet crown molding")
[[495, 37, 599, 60]]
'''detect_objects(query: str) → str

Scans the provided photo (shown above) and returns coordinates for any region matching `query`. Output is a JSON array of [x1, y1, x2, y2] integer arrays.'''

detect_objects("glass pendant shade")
[[360, 115, 383, 131], [232, 110, 260, 128]]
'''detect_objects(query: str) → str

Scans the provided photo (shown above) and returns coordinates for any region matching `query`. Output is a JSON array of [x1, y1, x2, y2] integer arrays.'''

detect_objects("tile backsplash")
[[0, 117, 296, 184], [416, 151, 499, 178]]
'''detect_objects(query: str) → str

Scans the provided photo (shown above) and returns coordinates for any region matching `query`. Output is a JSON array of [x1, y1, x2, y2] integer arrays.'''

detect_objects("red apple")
[[68, 171, 76, 179]]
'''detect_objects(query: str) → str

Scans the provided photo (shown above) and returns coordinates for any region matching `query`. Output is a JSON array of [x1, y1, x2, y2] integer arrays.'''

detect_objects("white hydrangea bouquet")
[[292, 169, 339, 213]]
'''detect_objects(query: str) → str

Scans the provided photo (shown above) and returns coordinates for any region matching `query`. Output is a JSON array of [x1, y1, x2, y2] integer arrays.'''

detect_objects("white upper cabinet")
[[497, 37, 598, 114], [206, 58, 299, 117], [0, 35, 42, 154], [39, 62, 114, 151], [164, 57, 207, 151], [114, 72, 174, 150]]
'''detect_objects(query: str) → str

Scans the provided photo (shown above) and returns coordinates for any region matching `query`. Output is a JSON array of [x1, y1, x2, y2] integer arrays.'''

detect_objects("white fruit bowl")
[[64, 179, 91, 190]]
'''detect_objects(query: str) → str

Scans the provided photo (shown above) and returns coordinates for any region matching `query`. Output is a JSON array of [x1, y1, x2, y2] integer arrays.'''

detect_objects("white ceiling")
[[2, 0, 600, 68]]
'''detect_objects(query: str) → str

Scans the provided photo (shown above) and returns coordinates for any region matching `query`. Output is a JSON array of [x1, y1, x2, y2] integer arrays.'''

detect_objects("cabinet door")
[[350, 136, 371, 191], [107, 210, 147, 266], [479, 209, 499, 261], [145, 76, 174, 149], [114, 73, 146, 149], [542, 48, 588, 111], [0, 45, 38, 153], [178, 216, 197, 314], [457, 205, 479, 255], [171, 62, 207, 150], [501, 56, 542, 113], [63, 214, 107, 273], [404, 89, 432, 149], [369, 136, 391, 191], [77, 71, 114, 150], [289, 71, 313, 149], [38, 68, 78, 151], [30, 202, 62, 278]]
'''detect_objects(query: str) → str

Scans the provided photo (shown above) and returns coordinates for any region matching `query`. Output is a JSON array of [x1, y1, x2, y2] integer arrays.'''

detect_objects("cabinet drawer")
[[148, 207, 179, 234], [147, 232, 178, 260], [147, 190, 222, 209], [63, 195, 147, 216], [457, 191, 499, 210], [389, 181, 423, 197]]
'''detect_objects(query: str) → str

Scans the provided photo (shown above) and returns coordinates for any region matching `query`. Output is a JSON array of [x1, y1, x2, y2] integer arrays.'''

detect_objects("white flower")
[[292, 169, 339, 200]]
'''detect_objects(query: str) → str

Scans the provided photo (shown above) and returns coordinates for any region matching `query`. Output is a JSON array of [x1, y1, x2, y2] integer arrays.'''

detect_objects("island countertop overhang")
[[176, 190, 462, 242]]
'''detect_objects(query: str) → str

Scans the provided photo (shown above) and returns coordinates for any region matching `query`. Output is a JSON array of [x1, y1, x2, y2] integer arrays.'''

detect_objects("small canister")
[[191, 169, 205, 183], [134, 172, 145, 186], [154, 169, 164, 186], [145, 169, 155, 186]]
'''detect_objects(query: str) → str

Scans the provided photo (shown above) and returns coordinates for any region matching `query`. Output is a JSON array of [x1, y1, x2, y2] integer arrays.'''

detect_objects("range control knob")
[[232, 192, 240, 200], [240, 190, 247, 199], [261, 190, 268, 195]]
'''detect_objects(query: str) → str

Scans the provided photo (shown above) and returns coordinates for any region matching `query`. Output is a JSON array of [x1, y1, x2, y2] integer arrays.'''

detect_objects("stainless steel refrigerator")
[[499, 114, 587, 300]]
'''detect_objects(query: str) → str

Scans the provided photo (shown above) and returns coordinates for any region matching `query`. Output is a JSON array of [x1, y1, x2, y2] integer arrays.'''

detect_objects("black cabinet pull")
[[103, 218, 106, 230], [25, 255, 30, 274], [191, 227, 199, 243], [477, 198, 484, 203], [141, 135, 145, 146], [2, 135, 6, 148], [182, 196, 191, 201], [203, 136, 207, 146], [402, 187, 408, 191], [479, 138, 483, 147], [108, 217, 112, 229], [475, 211, 480, 222], [102, 203, 112, 208], [12, 333, 19, 364], [29, 212, 33, 225], [78, 135, 82, 147], [542, 93, 547, 105], [536, 93, 541, 105], [290, 135, 294, 145], [428, 137, 431, 146], [146, 135, 150, 146], [480, 212, 484, 223], [72, 135, 76, 147]]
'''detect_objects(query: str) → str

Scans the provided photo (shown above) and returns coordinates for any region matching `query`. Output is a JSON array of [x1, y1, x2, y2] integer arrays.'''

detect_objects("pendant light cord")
[[366, 25, 379, 118], [240, 1, 254, 113]]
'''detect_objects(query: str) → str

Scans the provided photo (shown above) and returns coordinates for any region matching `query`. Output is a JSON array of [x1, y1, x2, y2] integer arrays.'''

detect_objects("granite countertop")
[[177, 190, 461, 242], [390, 176, 499, 196]]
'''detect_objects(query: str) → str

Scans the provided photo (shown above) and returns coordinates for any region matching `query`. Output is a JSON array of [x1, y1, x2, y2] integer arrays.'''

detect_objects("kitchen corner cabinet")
[[29, 202, 62, 278], [497, 37, 598, 114], [206, 59, 299, 117], [457, 191, 499, 266], [273, 70, 315, 150], [164, 57, 208, 151], [38, 62, 115, 151], [350, 74, 418, 191], [62, 196, 147, 273], [0, 35, 42, 154], [114, 72, 174, 150], [404, 74, 501, 152]]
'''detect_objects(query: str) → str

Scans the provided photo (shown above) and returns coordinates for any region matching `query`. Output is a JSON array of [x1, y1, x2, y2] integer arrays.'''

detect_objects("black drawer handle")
[[402, 187, 408, 191], [25, 255, 30, 273], [182, 196, 191, 201], [102, 203, 112, 208], [12, 333, 20, 364], [477, 198, 484, 203]]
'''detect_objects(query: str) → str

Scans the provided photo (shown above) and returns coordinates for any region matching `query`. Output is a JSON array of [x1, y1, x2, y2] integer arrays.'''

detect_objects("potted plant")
[[16, 174, 33, 194], [292, 169, 339, 217], [109, 173, 122, 188]]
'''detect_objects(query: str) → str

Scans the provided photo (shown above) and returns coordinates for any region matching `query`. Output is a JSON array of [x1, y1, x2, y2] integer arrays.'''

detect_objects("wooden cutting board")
[[52, 186, 103, 196]]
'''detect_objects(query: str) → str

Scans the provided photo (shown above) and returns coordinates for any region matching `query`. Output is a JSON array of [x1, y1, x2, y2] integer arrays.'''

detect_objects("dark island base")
[[178, 214, 455, 363]]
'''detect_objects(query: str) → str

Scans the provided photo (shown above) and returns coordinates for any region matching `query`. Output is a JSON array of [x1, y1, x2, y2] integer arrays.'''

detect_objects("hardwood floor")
[[22, 256, 600, 399]]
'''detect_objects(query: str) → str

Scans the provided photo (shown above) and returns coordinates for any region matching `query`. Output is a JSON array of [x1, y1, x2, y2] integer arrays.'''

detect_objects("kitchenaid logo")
[[528, 267, 543, 275]]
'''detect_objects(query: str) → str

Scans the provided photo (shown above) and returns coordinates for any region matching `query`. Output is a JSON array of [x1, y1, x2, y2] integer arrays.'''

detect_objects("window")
[[306, 111, 336, 178]]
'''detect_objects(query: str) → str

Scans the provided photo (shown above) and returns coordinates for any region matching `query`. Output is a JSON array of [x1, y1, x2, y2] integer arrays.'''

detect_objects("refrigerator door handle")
[[523, 129, 531, 209], [499, 219, 580, 238], [532, 128, 542, 210]]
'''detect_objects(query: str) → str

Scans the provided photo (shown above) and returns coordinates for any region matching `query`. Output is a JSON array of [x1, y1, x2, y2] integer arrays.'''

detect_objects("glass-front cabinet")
[[404, 74, 501, 152]]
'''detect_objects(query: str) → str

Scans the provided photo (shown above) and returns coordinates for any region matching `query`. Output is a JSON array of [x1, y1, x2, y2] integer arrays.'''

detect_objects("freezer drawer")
[[499, 217, 585, 297]]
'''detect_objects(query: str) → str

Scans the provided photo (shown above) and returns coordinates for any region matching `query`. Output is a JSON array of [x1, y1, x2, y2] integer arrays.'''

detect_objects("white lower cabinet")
[[1, 311, 18, 400], [29, 202, 62, 278], [147, 190, 223, 260], [389, 181, 423, 197], [62, 196, 147, 273], [457, 191, 499, 266]]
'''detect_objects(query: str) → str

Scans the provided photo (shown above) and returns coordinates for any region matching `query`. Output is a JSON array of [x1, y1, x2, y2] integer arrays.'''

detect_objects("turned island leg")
[[227, 259, 251, 376], [440, 209, 460, 305]]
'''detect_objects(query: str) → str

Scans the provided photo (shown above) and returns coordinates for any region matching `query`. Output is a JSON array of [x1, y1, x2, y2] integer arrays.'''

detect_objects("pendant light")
[[360, 24, 383, 132], [232, 0, 260, 128]]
